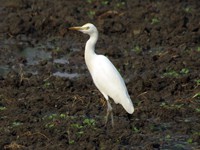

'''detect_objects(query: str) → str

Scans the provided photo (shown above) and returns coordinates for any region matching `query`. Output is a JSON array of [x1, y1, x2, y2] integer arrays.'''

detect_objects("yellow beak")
[[69, 26, 88, 31], [69, 26, 82, 30]]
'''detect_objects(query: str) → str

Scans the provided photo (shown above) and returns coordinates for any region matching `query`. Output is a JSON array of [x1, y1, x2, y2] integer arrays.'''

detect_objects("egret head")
[[69, 23, 98, 36]]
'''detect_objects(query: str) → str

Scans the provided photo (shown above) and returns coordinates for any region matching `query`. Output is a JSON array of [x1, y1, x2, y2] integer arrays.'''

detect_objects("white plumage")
[[69, 23, 134, 126]]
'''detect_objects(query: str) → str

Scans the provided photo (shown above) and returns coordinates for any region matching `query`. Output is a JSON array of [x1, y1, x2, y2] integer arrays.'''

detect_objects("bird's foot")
[[105, 110, 114, 127]]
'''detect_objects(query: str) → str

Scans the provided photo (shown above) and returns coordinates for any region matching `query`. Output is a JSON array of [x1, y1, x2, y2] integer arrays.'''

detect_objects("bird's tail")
[[121, 97, 134, 114]]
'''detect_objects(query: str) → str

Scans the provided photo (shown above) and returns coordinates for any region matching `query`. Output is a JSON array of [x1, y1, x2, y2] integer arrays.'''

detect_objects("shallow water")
[[0, 65, 10, 76], [0, 37, 82, 79], [53, 71, 79, 78], [20, 47, 52, 65]]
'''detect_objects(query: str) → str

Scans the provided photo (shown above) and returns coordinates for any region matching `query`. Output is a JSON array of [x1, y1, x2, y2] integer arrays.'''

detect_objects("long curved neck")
[[85, 31, 98, 71]]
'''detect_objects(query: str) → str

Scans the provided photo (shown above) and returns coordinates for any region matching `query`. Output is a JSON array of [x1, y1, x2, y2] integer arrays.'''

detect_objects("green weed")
[[132, 45, 142, 54], [160, 102, 184, 109], [76, 131, 84, 137], [195, 79, 200, 86], [151, 18, 160, 24], [12, 121, 23, 127], [194, 132, 200, 136], [132, 126, 140, 133], [48, 113, 58, 120], [87, 10, 96, 19], [195, 108, 200, 113], [163, 67, 190, 78], [116, 1, 125, 8], [0, 106, 6, 111], [43, 82, 51, 88], [184, 7, 192, 13], [165, 134, 171, 141], [43, 113, 67, 128], [149, 124, 158, 131], [71, 123, 84, 129], [86, 0, 95, 3], [45, 123, 55, 128], [187, 138, 193, 144], [197, 47, 200, 52], [60, 113, 66, 119], [180, 68, 189, 74], [193, 92, 200, 99], [83, 118, 96, 126], [101, 0, 109, 5], [163, 70, 179, 77], [69, 140, 75, 145]]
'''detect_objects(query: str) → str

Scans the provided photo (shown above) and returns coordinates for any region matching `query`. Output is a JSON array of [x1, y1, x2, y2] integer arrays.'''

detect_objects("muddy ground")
[[0, 0, 200, 149]]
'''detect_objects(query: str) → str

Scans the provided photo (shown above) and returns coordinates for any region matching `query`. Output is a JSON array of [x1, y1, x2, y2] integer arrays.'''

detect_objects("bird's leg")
[[110, 109, 114, 127], [105, 100, 114, 127]]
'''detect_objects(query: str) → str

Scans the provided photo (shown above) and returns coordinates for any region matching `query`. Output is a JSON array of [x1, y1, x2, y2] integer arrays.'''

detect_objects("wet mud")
[[0, 0, 200, 149]]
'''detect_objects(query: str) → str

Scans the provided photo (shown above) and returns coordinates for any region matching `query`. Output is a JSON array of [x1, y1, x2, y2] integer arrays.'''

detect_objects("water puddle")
[[20, 47, 52, 65], [0, 65, 10, 76], [53, 58, 69, 64], [53, 71, 79, 79], [0, 37, 83, 79]]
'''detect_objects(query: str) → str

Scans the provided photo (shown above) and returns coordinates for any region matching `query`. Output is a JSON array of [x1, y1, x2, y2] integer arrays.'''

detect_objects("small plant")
[[160, 102, 167, 107], [45, 123, 55, 128], [12, 121, 23, 127], [43, 113, 67, 128], [163, 70, 179, 78], [187, 138, 193, 144], [197, 47, 200, 52], [48, 113, 57, 120], [193, 132, 200, 136], [116, 1, 125, 8], [52, 47, 62, 55], [173, 104, 184, 109], [87, 10, 96, 19], [69, 140, 75, 145], [160, 102, 184, 109], [101, 0, 109, 5], [163, 67, 190, 78], [67, 130, 75, 145], [71, 123, 83, 129], [195, 108, 200, 113], [132, 126, 140, 133], [132, 45, 142, 54], [0, 106, 6, 111], [60, 113, 66, 119], [195, 79, 200, 86], [180, 68, 189, 74], [193, 92, 200, 99], [149, 124, 157, 131], [151, 18, 160, 24], [71, 123, 84, 137], [43, 82, 51, 88], [165, 134, 171, 140], [83, 118, 96, 126], [86, 0, 95, 3], [184, 7, 192, 13], [76, 131, 84, 136]]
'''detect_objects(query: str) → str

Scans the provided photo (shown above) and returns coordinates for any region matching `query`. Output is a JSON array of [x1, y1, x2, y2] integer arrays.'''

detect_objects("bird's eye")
[[86, 26, 90, 30]]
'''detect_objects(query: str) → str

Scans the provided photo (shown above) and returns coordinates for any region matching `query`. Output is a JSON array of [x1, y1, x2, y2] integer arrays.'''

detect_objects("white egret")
[[69, 23, 134, 126]]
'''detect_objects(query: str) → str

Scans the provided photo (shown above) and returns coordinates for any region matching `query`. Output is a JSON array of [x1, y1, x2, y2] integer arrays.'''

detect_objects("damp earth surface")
[[0, 0, 200, 149]]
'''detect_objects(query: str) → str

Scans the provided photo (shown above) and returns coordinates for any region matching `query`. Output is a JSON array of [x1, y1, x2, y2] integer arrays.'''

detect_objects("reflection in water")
[[53, 71, 79, 79], [53, 58, 69, 64], [20, 47, 51, 65], [0, 65, 10, 76], [0, 37, 82, 78]]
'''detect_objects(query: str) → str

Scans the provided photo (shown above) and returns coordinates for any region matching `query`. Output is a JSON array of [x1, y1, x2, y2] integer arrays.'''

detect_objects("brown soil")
[[0, 0, 200, 149]]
